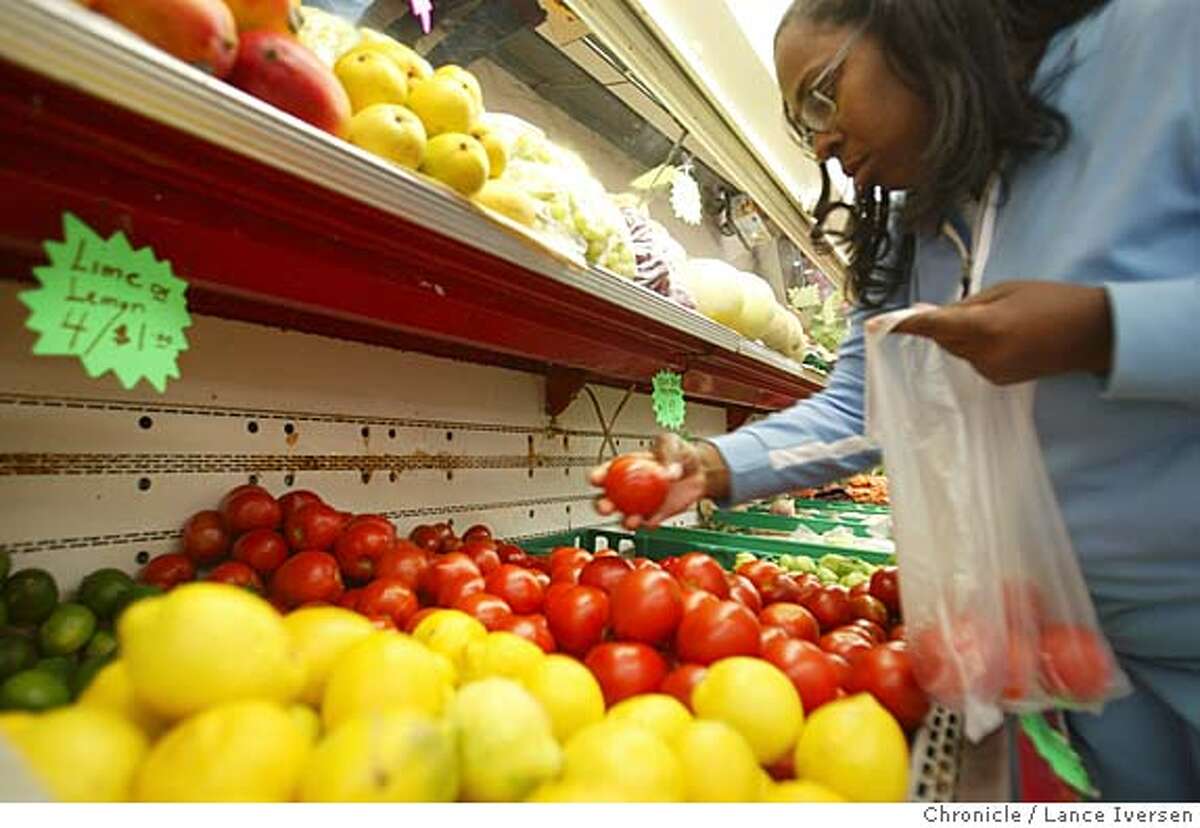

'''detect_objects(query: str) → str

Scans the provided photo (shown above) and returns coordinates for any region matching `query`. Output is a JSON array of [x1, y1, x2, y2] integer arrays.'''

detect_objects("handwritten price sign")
[[20, 213, 192, 392]]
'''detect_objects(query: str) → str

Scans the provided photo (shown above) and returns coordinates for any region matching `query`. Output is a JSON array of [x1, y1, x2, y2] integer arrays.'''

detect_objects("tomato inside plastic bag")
[[865, 308, 1130, 741]]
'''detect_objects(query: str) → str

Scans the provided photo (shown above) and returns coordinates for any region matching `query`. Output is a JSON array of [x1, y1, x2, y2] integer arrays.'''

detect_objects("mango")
[[91, 0, 239, 78], [223, 0, 299, 35], [230, 31, 352, 136]]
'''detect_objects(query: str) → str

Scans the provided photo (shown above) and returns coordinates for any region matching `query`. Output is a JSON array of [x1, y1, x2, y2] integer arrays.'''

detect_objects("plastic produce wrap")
[[619, 207, 694, 308], [865, 308, 1130, 742]]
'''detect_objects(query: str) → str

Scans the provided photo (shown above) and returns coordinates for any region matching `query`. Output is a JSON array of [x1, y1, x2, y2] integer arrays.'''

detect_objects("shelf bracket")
[[725, 405, 753, 432], [544, 366, 588, 418]]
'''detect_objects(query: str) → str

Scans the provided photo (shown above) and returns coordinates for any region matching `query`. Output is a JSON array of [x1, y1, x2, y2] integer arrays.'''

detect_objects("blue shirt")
[[712, 0, 1200, 796]]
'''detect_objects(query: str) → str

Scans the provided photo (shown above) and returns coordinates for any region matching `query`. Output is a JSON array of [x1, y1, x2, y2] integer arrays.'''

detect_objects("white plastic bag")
[[865, 308, 1129, 741]]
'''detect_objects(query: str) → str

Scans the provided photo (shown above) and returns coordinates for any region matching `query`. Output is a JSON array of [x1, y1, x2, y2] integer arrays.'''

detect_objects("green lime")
[[38, 603, 97, 656], [112, 583, 164, 618], [35, 655, 77, 685], [0, 634, 37, 681], [3, 568, 59, 626], [71, 653, 115, 698], [84, 628, 118, 660], [0, 668, 70, 711], [76, 568, 135, 621], [0, 549, 10, 582]]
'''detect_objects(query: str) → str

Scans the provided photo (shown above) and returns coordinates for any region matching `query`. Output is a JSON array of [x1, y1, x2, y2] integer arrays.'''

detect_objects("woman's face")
[[776, 18, 931, 189]]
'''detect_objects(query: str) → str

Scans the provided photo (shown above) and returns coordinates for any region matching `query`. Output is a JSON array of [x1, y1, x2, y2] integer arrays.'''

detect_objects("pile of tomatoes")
[[139, 484, 930, 740]]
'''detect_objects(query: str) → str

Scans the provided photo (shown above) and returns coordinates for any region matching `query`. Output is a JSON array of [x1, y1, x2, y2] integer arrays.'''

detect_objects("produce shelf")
[[711, 508, 883, 538], [0, 0, 825, 414]]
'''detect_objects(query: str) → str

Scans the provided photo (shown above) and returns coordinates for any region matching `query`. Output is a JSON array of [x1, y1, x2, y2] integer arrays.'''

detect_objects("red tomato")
[[869, 566, 901, 617], [820, 629, 874, 664], [544, 585, 609, 655], [806, 586, 853, 631], [659, 664, 707, 712], [206, 561, 263, 593], [759, 574, 804, 605], [1003, 579, 1048, 629], [610, 569, 683, 645], [763, 637, 841, 713], [890, 624, 906, 642], [338, 588, 363, 610], [220, 486, 282, 534], [675, 600, 760, 665], [484, 564, 545, 614], [791, 573, 824, 604], [603, 455, 669, 518], [375, 542, 431, 591], [278, 490, 323, 522], [585, 642, 668, 706], [909, 619, 1005, 704], [420, 553, 481, 604], [849, 593, 890, 627], [632, 557, 660, 570], [766, 753, 796, 782], [578, 557, 634, 594], [347, 514, 395, 533], [850, 618, 889, 645], [433, 523, 460, 554], [667, 553, 729, 598], [462, 524, 493, 544], [406, 607, 438, 633], [759, 603, 820, 643], [454, 592, 513, 631], [727, 574, 762, 614], [408, 524, 441, 553], [271, 550, 344, 608], [460, 540, 501, 576], [334, 521, 395, 584], [849, 581, 872, 599], [498, 614, 556, 653], [825, 653, 852, 688], [848, 644, 931, 731], [551, 563, 585, 584], [285, 503, 346, 551], [1038, 625, 1112, 702], [760, 625, 791, 651], [139, 553, 195, 590], [681, 588, 720, 616], [182, 510, 230, 565], [496, 543, 528, 563], [736, 560, 783, 593], [232, 529, 289, 576], [549, 547, 592, 572], [543, 580, 573, 608], [358, 578, 419, 628], [438, 574, 485, 608]]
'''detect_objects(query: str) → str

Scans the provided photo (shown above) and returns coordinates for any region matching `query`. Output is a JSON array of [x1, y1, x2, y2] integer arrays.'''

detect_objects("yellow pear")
[[335, 47, 410, 112], [435, 64, 484, 117], [358, 28, 433, 83], [422, 133, 490, 196], [473, 180, 540, 227], [469, 122, 509, 178], [408, 76, 477, 136], [346, 103, 427, 169]]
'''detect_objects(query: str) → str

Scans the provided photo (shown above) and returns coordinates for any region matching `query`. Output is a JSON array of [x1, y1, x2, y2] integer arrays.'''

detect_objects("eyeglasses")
[[783, 24, 866, 158]]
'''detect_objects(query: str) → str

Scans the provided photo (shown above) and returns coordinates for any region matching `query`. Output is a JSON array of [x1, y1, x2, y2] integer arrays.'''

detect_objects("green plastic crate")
[[712, 509, 876, 538]]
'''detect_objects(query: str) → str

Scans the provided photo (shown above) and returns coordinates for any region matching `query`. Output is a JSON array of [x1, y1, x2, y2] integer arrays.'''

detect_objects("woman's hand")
[[893, 281, 1113, 384], [590, 433, 730, 530]]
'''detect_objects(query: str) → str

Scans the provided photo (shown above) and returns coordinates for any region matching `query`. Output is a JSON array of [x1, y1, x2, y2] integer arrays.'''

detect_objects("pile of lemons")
[[0, 583, 909, 802]]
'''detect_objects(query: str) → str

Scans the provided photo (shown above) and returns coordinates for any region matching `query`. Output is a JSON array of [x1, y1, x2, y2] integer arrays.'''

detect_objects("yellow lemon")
[[449, 678, 561, 802], [763, 779, 849, 802], [692, 656, 803, 765], [322, 632, 450, 730], [473, 180, 540, 227], [335, 47, 410, 112], [12, 706, 147, 802], [135, 700, 309, 802], [461, 631, 544, 684], [408, 76, 477, 136], [606, 694, 692, 746], [0, 712, 38, 743], [434, 64, 484, 113], [561, 720, 684, 802], [358, 28, 433, 83], [346, 103, 427, 169], [421, 133, 489, 196], [468, 122, 507, 177], [288, 704, 321, 744], [522, 654, 604, 743], [673, 719, 762, 802], [526, 780, 629, 802], [283, 606, 375, 706], [118, 583, 304, 720], [77, 660, 167, 738], [794, 693, 908, 802], [299, 710, 458, 802], [411, 609, 486, 675]]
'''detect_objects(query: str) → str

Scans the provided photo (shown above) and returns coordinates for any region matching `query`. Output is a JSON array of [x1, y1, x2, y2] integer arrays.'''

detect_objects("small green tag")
[[19, 213, 191, 393], [651, 370, 686, 431], [1019, 713, 1098, 799]]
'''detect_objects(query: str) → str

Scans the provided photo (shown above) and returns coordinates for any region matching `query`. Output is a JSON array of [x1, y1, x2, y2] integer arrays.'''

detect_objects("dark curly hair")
[[777, 0, 1112, 307]]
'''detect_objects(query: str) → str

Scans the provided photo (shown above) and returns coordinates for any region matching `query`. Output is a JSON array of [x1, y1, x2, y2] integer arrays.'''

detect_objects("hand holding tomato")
[[590, 434, 722, 530]]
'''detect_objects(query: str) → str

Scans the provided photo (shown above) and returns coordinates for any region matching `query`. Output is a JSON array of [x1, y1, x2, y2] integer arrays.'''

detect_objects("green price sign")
[[652, 369, 686, 431], [20, 213, 192, 392]]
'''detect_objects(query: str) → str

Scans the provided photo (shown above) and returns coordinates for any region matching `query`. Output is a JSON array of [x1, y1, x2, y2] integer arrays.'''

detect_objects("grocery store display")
[[0, 480, 932, 801]]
